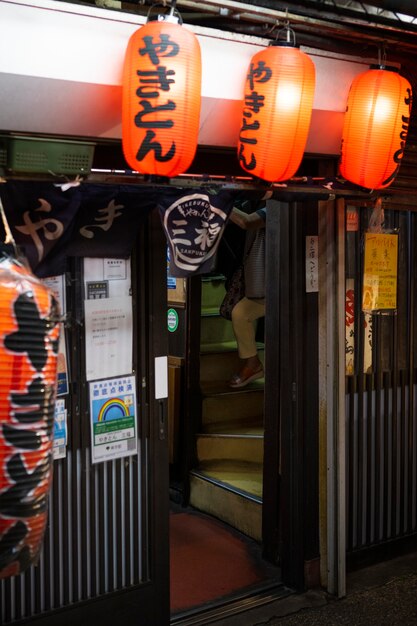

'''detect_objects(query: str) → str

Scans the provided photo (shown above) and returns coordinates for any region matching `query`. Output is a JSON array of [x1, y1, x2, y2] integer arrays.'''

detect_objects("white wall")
[[0, 0, 372, 154]]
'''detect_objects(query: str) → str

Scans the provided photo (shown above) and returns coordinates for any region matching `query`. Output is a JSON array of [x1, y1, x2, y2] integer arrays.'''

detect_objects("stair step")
[[196, 433, 264, 464], [201, 378, 264, 395], [201, 306, 224, 316], [200, 340, 264, 355], [192, 276, 266, 543], [202, 416, 263, 434], [192, 460, 263, 498], [200, 349, 265, 383], [202, 386, 264, 426], [189, 464, 262, 541], [200, 315, 237, 345], [201, 340, 238, 353], [201, 276, 226, 312]]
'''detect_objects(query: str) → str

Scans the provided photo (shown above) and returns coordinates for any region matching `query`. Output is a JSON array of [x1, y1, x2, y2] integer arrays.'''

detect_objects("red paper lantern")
[[238, 41, 316, 182], [340, 66, 412, 189], [122, 14, 202, 177], [0, 253, 60, 579]]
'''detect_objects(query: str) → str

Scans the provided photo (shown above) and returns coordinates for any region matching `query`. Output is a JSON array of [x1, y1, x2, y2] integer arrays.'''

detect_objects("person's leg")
[[229, 297, 265, 387]]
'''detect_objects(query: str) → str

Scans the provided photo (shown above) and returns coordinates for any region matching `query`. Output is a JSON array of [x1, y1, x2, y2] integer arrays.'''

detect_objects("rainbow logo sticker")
[[97, 398, 130, 422]]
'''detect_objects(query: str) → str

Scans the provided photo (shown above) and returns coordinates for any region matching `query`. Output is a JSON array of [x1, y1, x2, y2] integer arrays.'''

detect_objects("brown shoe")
[[229, 365, 264, 388]]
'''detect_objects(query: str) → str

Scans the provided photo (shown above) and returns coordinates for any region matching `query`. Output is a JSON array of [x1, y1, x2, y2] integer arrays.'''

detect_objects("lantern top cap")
[[148, 13, 181, 24], [146, 2, 182, 25], [269, 40, 299, 48], [369, 64, 399, 73], [270, 20, 299, 48]]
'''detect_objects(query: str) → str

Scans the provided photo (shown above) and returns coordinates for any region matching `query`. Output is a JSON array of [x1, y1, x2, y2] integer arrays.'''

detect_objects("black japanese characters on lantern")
[[0, 255, 60, 579], [122, 15, 202, 177], [238, 60, 272, 172], [238, 41, 316, 183]]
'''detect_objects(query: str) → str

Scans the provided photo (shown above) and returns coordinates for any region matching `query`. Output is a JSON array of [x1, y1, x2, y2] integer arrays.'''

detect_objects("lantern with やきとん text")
[[122, 10, 202, 177], [0, 250, 60, 579], [340, 65, 412, 189], [238, 34, 316, 183]]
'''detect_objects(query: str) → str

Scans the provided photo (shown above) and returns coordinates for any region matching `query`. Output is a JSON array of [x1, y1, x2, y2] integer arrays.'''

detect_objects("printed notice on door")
[[362, 232, 398, 313], [53, 398, 67, 460], [84, 296, 133, 381], [89, 376, 137, 464]]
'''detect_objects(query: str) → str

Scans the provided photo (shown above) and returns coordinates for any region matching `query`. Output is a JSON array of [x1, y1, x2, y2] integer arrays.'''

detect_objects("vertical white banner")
[[305, 235, 319, 293]]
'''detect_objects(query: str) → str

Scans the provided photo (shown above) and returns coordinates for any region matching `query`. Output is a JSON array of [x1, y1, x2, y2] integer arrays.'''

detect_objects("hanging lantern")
[[0, 249, 60, 579], [122, 5, 202, 177], [237, 26, 316, 183], [340, 65, 412, 189]]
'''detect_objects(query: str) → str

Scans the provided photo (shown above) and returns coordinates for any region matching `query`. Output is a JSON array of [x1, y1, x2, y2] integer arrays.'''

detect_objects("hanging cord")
[[378, 43, 387, 68], [0, 195, 19, 257], [274, 9, 297, 46]]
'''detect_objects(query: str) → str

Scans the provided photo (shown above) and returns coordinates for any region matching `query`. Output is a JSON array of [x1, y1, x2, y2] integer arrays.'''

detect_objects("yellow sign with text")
[[362, 232, 398, 312]]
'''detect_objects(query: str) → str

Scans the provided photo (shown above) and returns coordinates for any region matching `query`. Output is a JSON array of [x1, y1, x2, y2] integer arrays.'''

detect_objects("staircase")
[[189, 276, 265, 541]]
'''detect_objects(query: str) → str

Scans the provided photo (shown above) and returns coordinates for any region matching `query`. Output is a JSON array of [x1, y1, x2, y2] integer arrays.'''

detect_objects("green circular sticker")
[[167, 308, 179, 333]]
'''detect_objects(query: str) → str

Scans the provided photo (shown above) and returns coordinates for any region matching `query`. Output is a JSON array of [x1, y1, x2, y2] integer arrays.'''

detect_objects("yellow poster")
[[362, 232, 398, 312]]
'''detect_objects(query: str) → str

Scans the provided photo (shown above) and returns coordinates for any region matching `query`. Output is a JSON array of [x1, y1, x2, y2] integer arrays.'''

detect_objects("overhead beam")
[[363, 0, 417, 19], [172, 0, 417, 49]]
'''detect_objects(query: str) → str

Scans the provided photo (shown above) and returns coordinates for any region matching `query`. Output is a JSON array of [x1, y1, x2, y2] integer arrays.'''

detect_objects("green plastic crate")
[[5, 136, 95, 175]]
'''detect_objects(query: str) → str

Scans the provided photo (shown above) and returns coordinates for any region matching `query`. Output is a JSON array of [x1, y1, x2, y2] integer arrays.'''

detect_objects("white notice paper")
[[104, 258, 127, 280], [84, 296, 133, 381], [155, 356, 168, 399]]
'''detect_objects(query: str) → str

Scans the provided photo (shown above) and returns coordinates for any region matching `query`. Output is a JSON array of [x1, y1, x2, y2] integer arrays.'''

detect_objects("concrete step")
[[189, 462, 263, 541], [200, 348, 265, 383], [196, 432, 264, 464]]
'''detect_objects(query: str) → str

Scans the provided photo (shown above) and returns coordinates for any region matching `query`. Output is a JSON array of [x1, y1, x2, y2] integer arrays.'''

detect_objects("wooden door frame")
[[263, 198, 320, 591]]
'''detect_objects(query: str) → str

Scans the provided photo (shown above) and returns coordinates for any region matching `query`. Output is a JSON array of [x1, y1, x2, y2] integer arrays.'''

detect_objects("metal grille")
[[0, 448, 144, 623], [345, 206, 417, 553], [0, 250, 148, 623]]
